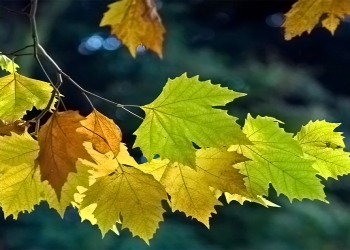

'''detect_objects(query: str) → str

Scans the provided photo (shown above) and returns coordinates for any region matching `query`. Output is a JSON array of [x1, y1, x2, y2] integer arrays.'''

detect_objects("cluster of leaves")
[[1, 0, 350, 244]]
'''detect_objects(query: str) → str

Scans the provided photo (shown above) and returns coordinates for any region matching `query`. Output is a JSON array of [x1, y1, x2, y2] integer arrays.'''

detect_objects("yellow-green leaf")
[[100, 0, 165, 57], [0, 73, 55, 122], [295, 120, 350, 179], [134, 73, 250, 168], [230, 115, 326, 202], [0, 54, 19, 73]]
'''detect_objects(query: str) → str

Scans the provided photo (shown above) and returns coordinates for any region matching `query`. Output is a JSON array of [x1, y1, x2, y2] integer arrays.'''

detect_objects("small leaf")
[[230, 115, 326, 202], [78, 142, 167, 243], [100, 0, 165, 57], [0, 54, 19, 73], [37, 111, 91, 199], [295, 120, 350, 179], [134, 73, 250, 168], [0, 120, 27, 136], [283, 0, 350, 40], [78, 109, 122, 156], [0, 73, 56, 122]]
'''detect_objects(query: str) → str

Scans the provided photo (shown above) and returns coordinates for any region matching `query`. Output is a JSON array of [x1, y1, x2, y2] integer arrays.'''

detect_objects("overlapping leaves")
[[0, 73, 349, 244]]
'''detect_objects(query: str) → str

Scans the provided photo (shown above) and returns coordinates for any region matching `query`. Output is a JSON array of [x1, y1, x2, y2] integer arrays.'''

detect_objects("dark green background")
[[1, 0, 350, 249]]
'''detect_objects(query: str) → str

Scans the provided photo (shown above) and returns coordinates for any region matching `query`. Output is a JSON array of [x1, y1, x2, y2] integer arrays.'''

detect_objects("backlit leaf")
[[37, 111, 91, 199], [0, 73, 56, 122], [78, 142, 167, 243], [78, 109, 122, 156], [100, 0, 165, 57], [283, 0, 350, 40], [229, 115, 326, 202], [0, 55, 19, 73], [295, 120, 350, 179], [134, 73, 250, 168]]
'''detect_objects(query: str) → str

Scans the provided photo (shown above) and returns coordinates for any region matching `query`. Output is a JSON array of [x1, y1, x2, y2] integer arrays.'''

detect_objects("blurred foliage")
[[1, 0, 350, 249]]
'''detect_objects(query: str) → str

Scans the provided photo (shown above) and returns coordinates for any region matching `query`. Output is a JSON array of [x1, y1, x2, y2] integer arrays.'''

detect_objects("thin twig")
[[0, 4, 27, 15]]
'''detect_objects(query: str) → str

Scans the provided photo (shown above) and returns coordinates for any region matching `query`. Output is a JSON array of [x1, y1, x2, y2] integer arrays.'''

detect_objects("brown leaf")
[[0, 120, 27, 136], [100, 0, 165, 57], [37, 111, 91, 199], [78, 109, 122, 156]]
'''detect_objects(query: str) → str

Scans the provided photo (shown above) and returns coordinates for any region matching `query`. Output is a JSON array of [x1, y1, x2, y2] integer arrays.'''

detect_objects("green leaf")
[[295, 120, 350, 179], [134, 73, 250, 167], [0, 55, 19, 73], [0, 73, 55, 122], [230, 115, 326, 202], [0, 132, 42, 218]]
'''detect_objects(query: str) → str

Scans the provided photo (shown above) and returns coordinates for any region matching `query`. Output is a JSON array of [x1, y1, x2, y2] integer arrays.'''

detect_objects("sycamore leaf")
[[295, 120, 350, 179], [0, 73, 56, 122], [0, 132, 42, 218], [0, 120, 27, 136], [78, 109, 122, 156], [229, 115, 326, 202], [0, 54, 19, 73], [0, 132, 39, 173], [100, 0, 165, 57], [42, 162, 90, 217], [134, 73, 250, 168], [283, 0, 350, 40], [78, 142, 167, 243], [37, 111, 92, 199], [136, 148, 247, 227]]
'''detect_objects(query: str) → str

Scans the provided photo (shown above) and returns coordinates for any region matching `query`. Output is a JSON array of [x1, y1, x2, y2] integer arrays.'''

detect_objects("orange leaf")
[[78, 109, 122, 156], [37, 111, 91, 199], [100, 0, 165, 57], [0, 120, 27, 136]]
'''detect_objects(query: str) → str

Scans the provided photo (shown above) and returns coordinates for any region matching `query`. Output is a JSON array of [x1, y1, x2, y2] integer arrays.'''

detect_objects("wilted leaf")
[[283, 0, 350, 39], [78, 143, 167, 243], [0, 120, 27, 136], [37, 111, 91, 199], [0, 73, 55, 122], [134, 73, 250, 168], [78, 109, 122, 156], [295, 120, 350, 179], [229, 115, 326, 202], [100, 0, 165, 57]]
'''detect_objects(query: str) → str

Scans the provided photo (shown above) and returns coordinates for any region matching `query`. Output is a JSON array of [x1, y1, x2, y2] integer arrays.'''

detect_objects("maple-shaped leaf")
[[137, 148, 248, 226], [0, 54, 19, 73], [78, 109, 122, 156], [78, 142, 167, 243], [0, 132, 42, 218], [0, 73, 56, 122], [230, 115, 326, 202], [134, 73, 250, 168], [42, 162, 90, 216], [37, 111, 92, 199], [100, 0, 165, 57], [295, 120, 350, 179], [0, 120, 27, 136], [283, 0, 350, 40], [0, 131, 39, 172]]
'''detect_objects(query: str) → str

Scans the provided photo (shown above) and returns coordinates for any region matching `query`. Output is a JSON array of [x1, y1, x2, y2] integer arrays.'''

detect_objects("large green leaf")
[[134, 73, 250, 167], [295, 120, 350, 179], [230, 115, 326, 202], [0, 73, 55, 122]]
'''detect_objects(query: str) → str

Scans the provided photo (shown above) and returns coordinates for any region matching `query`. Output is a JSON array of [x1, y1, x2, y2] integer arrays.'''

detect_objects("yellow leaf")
[[78, 142, 167, 243], [136, 148, 247, 227], [78, 109, 122, 156], [0, 73, 56, 122], [0, 132, 42, 218], [100, 0, 165, 57], [37, 111, 92, 199], [283, 0, 350, 40]]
